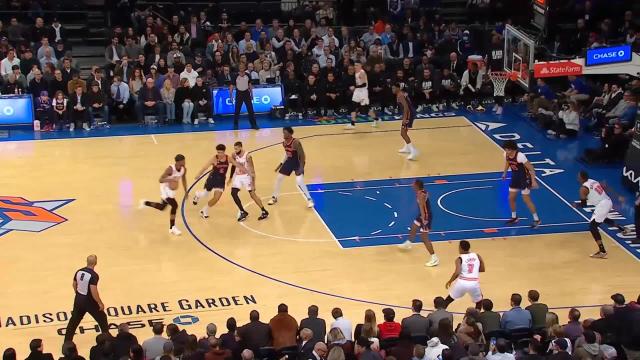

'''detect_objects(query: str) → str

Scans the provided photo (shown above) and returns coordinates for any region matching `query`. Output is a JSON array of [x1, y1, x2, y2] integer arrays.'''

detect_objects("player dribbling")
[[140, 154, 187, 236], [574, 171, 627, 259], [502, 140, 541, 227], [229, 141, 269, 222], [443, 240, 485, 310], [399, 179, 439, 267], [267, 127, 314, 208], [192, 144, 230, 219], [393, 83, 419, 161]]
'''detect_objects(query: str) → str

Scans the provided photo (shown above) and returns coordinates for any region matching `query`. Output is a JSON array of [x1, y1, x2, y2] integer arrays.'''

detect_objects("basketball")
[[509, 72, 519, 81], [168, 180, 179, 190]]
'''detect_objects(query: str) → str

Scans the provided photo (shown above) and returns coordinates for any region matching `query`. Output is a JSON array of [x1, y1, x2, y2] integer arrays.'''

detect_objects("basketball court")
[[1, 112, 639, 354]]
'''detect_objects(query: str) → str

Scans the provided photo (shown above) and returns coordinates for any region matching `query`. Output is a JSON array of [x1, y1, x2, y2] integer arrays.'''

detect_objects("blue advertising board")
[[211, 85, 283, 116], [585, 44, 633, 67], [0, 95, 35, 126]]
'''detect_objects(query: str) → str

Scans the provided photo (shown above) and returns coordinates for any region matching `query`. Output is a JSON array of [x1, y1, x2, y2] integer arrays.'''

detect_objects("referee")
[[64, 255, 111, 341], [229, 62, 258, 130]]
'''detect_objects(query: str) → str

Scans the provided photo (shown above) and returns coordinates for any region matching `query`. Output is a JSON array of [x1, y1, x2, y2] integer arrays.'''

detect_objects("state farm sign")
[[533, 61, 583, 78]]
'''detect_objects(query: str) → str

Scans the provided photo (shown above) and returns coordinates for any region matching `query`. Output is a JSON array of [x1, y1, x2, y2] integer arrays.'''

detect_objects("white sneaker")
[[169, 226, 182, 236], [476, 105, 485, 112], [267, 196, 278, 205], [82, 123, 90, 130], [384, 107, 393, 115], [492, 104, 499, 112], [69, 123, 75, 131], [192, 194, 200, 205], [207, 118, 215, 124], [138, 199, 147, 209], [547, 129, 556, 135], [200, 208, 209, 219], [416, 105, 424, 113], [451, 103, 459, 110], [438, 103, 445, 111], [307, 199, 315, 208], [398, 144, 410, 153], [431, 104, 439, 112], [407, 148, 419, 161], [344, 123, 356, 129], [193, 119, 199, 125], [425, 254, 439, 267], [370, 119, 378, 127], [398, 240, 412, 250], [496, 106, 503, 115]]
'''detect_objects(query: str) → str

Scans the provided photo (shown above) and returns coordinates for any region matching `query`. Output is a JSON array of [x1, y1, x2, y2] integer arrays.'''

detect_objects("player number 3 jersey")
[[459, 253, 480, 281]]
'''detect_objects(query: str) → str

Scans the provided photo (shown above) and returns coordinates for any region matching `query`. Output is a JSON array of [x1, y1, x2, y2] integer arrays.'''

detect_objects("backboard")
[[504, 24, 535, 90]]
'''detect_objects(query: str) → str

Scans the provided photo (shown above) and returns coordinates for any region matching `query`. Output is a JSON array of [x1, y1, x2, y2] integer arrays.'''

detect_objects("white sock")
[[273, 173, 285, 198], [197, 190, 209, 199], [533, 213, 539, 221], [400, 143, 409, 150], [511, 212, 517, 218], [296, 175, 312, 200], [408, 143, 416, 153]]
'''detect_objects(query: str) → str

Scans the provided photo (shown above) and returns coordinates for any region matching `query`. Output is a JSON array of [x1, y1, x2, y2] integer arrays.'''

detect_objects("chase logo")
[[0, 196, 74, 237], [586, 45, 632, 67], [172, 314, 199, 326]]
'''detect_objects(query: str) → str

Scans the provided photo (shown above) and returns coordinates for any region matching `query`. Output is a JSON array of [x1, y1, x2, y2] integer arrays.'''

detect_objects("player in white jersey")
[[140, 154, 187, 236], [229, 141, 269, 222], [345, 62, 380, 129], [574, 171, 627, 259], [443, 240, 485, 310]]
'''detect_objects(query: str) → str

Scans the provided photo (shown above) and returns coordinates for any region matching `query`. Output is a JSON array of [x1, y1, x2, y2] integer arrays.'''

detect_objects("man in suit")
[[216, 65, 233, 86], [300, 305, 326, 344], [110, 75, 130, 122], [269, 303, 299, 350], [238, 310, 272, 354], [68, 84, 90, 130], [136, 77, 164, 122], [86, 67, 109, 95], [426, 297, 453, 337], [298, 328, 316, 360], [445, 52, 465, 79], [114, 56, 133, 84], [25, 339, 54, 360], [401, 299, 430, 338]]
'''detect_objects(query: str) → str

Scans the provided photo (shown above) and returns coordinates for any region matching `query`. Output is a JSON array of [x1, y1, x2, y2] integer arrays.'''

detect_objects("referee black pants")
[[64, 300, 110, 341], [233, 90, 257, 129]]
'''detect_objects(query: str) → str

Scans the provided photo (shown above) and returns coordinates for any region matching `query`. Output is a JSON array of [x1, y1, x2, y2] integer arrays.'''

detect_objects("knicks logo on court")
[[0, 196, 74, 237]]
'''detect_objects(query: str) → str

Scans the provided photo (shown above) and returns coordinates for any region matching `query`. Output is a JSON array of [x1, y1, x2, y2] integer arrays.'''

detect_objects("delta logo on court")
[[0, 196, 74, 237]]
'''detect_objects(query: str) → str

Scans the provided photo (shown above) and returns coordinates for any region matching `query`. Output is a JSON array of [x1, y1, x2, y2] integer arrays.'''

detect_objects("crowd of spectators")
[[3, 293, 640, 360]]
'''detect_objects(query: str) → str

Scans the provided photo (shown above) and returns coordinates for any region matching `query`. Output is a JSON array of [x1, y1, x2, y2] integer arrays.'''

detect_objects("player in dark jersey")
[[193, 144, 230, 218], [393, 83, 419, 161], [267, 127, 314, 208], [399, 179, 439, 267], [502, 140, 541, 227], [64, 255, 111, 341]]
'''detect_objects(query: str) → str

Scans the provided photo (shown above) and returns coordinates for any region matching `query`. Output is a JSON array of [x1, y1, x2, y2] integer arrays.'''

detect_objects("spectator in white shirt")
[[312, 39, 325, 60], [36, 36, 54, 60], [322, 28, 340, 49], [486, 339, 516, 360], [39, 47, 58, 69], [1, 48, 20, 77], [318, 47, 335, 68], [330, 308, 353, 341], [238, 32, 256, 54], [180, 63, 199, 87]]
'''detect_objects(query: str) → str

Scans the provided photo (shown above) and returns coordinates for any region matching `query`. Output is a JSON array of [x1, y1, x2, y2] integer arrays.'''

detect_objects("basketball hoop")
[[489, 71, 516, 97]]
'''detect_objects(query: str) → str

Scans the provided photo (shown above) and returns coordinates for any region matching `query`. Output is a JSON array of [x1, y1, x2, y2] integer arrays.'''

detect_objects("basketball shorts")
[[449, 279, 483, 303], [160, 184, 176, 200], [509, 176, 532, 195], [231, 174, 253, 191], [204, 174, 225, 192], [279, 159, 303, 176], [414, 215, 432, 232], [401, 117, 414, 129], [591, 198, 613, 223]]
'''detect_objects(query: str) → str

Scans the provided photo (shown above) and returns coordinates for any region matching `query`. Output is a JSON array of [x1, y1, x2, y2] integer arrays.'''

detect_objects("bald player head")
[[87, 255, 98, 267]]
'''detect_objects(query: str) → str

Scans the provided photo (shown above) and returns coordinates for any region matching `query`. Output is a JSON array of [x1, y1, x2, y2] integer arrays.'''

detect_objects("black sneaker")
[[505, 217, 519, 225], [258, 210, 269, 220], [531, 220, 541, 228], [237, 211, 249, 222]]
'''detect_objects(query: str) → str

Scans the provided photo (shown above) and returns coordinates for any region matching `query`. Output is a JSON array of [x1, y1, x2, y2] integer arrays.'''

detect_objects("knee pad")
[[590, 220, 601, 239]]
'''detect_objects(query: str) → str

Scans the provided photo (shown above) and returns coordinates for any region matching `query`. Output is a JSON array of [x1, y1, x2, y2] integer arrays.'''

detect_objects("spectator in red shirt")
[[377, 308, 401, 340]]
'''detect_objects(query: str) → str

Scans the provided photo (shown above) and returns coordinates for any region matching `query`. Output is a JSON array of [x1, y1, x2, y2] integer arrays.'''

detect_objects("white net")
[[489, 71, 510, 96]]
